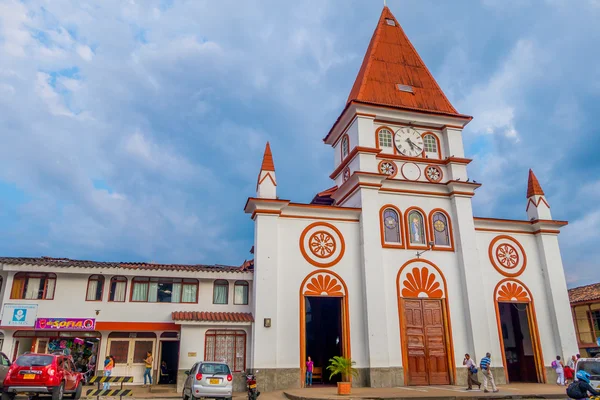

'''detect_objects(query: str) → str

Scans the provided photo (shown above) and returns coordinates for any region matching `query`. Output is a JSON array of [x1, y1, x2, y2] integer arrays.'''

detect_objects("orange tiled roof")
[[171, 311, 254, 323], [310, 186, 337, 206], [260, 142, 275, 172], [527, 169, 545, 198], [347, 6, 459, 116], [569, 283, 600, 304]]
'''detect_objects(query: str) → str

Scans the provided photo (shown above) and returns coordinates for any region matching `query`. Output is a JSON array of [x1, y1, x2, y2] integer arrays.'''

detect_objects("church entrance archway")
[[397, 259, 455, 386], [300, 270, 350, 387], [494, 279, 545, 383]]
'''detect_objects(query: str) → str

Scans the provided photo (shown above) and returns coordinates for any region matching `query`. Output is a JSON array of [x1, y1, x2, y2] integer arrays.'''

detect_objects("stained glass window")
[[383, 208, 401, 243], [407, 210, 425, 244], [432, 212, 450, 246], [378, 129, 393, 148]]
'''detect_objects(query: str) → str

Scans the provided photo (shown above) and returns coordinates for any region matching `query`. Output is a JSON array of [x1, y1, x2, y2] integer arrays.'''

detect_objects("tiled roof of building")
[[347, 6, 460, 116], [171, 311, 254, 323], [310, 186, 337, 206], [0, 256, 247, 273], [527, 169, 545, 198], [260, 142, 275, 172], [569, 283, 600, 304]]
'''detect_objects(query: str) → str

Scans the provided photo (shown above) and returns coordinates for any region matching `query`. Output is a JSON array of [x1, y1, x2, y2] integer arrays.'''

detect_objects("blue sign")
[[12, 308, 27, 322]]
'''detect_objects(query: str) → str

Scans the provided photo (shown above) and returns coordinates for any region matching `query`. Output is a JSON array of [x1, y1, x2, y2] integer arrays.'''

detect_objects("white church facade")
[[0, 6, 578, 393], [245, 6, 577, 391]]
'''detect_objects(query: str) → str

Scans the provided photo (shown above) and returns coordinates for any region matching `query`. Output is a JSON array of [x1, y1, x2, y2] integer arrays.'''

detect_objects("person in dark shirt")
[[567, 371, 600, 399]]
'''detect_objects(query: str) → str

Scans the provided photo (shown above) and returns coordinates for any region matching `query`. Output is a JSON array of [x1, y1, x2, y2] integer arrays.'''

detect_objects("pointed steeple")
[[526, 169, 551, 220], [257, 142, 277, 199], [526, 169, 545, 198], [347, 6, 459, 116]]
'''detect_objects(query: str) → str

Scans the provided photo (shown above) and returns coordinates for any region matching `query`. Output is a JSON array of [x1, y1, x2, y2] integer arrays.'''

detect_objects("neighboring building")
[[0, 257, 253, 391], [569, 283, 600, 358], [246, 6, 578, 392]]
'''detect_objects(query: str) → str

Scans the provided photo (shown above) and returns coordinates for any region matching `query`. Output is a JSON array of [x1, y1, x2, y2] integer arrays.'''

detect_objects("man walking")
[[480, 352, 499, 393], [463, 354, 481, 390]]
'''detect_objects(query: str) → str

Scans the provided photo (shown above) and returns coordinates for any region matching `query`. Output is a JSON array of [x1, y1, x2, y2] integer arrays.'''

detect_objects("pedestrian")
[[480, 352, 499, 393], [103, 355, 114, 391], [463, 353, 481, 390], [552, 356, 565, 385], [565, 355, 576, 384], [143, 351, 153, 387], [305, 356, 314, 387]]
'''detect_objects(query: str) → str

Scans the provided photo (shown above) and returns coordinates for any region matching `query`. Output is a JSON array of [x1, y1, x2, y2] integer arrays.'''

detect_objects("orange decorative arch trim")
[[428, 209, 455, 252], [526, 196, 551, 212], [375, 126, 395, 151], [421, 132, 442, 159], [379, 205, 405, 249], [401, 266, 443, 298], [300, 270, 351, 387], [257, 172, 277, 186], [493, 278, 546, 383], [396, 259, 456, 385], [488, 235, 527, 277], [404, 206, 429, 250], [424, 165, 443, 183], [299, 222, 346, 268]]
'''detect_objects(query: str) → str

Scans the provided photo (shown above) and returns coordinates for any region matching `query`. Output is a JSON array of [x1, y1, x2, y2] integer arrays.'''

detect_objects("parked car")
[[576, 358, 600, 389], [2, 353, 83, 400], [0, 353, 12, 391], [182, 362, 233, 400]]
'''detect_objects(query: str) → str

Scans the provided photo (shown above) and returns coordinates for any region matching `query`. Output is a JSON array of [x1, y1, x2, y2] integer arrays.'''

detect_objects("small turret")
[[526, 169, 551, 220], [256, 142, 277, 199]]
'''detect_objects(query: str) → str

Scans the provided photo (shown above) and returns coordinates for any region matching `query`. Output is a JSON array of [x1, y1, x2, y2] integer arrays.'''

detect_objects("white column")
[[535, 233, 579, 358], [358, 187, 391, 387], [450, 195, 495, 360]]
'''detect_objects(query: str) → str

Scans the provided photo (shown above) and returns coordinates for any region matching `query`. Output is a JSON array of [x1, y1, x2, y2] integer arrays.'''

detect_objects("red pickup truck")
[[2, 353, 83, 400]]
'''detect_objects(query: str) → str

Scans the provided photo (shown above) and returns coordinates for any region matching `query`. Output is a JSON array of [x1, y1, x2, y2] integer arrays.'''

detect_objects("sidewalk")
[[283, 383, 568, 400]]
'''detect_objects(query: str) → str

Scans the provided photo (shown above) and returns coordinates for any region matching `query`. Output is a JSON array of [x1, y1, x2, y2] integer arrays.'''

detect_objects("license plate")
[[209, 379, 220, 385], [249, 384, 256, 389], [24, 374, 35, 380]]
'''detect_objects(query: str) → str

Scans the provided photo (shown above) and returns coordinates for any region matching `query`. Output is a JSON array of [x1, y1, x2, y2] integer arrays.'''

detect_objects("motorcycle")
[[245, 370, 261, 400]]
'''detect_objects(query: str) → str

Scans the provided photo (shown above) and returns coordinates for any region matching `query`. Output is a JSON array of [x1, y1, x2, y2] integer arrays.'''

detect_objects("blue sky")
[[0, 0, 598, 287]]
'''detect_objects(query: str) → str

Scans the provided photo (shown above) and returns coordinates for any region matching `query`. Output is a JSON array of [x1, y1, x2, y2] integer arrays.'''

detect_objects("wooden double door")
[[403, 299, 450, 385]]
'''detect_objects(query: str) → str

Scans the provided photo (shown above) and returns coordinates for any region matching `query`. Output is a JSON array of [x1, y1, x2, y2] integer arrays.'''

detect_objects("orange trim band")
[[96, 322, 180, 331], [281, 215, 360, 223]]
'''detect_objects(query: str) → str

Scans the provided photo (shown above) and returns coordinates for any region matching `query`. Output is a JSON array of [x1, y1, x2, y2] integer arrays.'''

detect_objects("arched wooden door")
[[397, 260, 455, 386]]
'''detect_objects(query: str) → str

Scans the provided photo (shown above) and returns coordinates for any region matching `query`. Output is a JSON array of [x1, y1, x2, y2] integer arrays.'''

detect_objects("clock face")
[[394, 127, 424, 157]]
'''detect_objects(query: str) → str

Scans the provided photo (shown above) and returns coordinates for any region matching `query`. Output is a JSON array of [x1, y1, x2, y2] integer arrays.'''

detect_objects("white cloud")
[[77, 45, 94, 61]]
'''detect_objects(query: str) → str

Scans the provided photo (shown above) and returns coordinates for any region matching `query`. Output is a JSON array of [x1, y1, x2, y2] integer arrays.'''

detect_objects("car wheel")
[[71, 383, 82, 400], [1, 392, 15, 400], [52, 382, 65, 400]]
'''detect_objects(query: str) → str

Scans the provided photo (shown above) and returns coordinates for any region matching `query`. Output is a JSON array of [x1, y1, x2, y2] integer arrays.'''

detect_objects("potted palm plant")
[[326, 356, 358, 395]]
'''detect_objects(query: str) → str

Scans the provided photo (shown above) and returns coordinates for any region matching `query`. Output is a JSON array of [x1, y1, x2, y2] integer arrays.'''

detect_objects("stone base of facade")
[[545, 366, 558, 385], [359, 367, 404, 387], [455, 367, 507, 387]]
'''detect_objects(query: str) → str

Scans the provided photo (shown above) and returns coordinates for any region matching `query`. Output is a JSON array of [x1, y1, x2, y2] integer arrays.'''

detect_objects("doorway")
[[107, 333, 156, 384], [402, 299, 451, 386], [159, 340, 179, 384], [498, 302, 538, 382], [305, 296, 343, 384]]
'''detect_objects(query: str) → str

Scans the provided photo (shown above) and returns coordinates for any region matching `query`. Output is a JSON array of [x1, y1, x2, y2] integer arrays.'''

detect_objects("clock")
[[394, 127, 424, 157]]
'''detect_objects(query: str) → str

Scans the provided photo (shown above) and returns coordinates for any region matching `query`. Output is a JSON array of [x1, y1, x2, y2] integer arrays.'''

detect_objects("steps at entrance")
[[150, 384, 177, 393]]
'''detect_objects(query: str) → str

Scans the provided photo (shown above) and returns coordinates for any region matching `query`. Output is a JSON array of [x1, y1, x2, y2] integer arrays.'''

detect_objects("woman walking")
[[553, 356, 565, 386], [305, 356, 314, 387], [103, 355, 114, 391], [463, 354, 481, 390], [143, 351, 153, 387]]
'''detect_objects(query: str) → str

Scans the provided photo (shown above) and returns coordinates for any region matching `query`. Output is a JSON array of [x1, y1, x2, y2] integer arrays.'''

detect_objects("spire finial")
[[527, 169, 545, 198]]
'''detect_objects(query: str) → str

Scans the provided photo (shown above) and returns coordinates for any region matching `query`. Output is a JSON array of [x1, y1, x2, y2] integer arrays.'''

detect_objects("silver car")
[[182, 362, 233, 400]]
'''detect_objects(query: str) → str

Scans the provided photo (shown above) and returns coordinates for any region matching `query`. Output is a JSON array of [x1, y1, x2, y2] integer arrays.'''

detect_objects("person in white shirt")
[[463, 354, 481, 390]]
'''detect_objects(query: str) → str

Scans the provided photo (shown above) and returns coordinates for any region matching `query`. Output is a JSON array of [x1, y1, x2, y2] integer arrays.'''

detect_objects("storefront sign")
[[1, 304, 38, 327], [35, 318, 96, 331]]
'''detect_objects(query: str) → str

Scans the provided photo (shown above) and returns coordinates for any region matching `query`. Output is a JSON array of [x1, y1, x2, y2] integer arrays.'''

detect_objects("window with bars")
[[378, 129, 393, 148], [11, 273, 56, 300], [423, 134, 438, 154], [131, 277, 198, 303], [86, 275, 105, 301], [204, 330, 246, 372]]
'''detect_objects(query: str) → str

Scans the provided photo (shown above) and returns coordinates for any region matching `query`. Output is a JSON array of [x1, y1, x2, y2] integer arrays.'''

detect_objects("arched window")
[[341, 135, 349, 159], [86, 275, 105, 301], [423, 133, 440, 159], [234, 281, 249, 305], [383, 208, 401, 243], [205, 330, 246, 372], [432, 212, 450, 246], [213, 280, 229, 304], [109, 276, 127, 302], [406, 209, 426, 246], [378, 128, 393, 149], [11, 272, 56, 300]]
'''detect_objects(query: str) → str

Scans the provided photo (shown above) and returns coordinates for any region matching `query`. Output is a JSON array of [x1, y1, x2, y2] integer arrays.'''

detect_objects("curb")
[[283, 392, 567, 400]]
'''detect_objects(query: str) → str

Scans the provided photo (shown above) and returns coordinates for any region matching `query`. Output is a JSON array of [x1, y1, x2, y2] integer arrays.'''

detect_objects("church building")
[[245, 6, 578, 391]]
